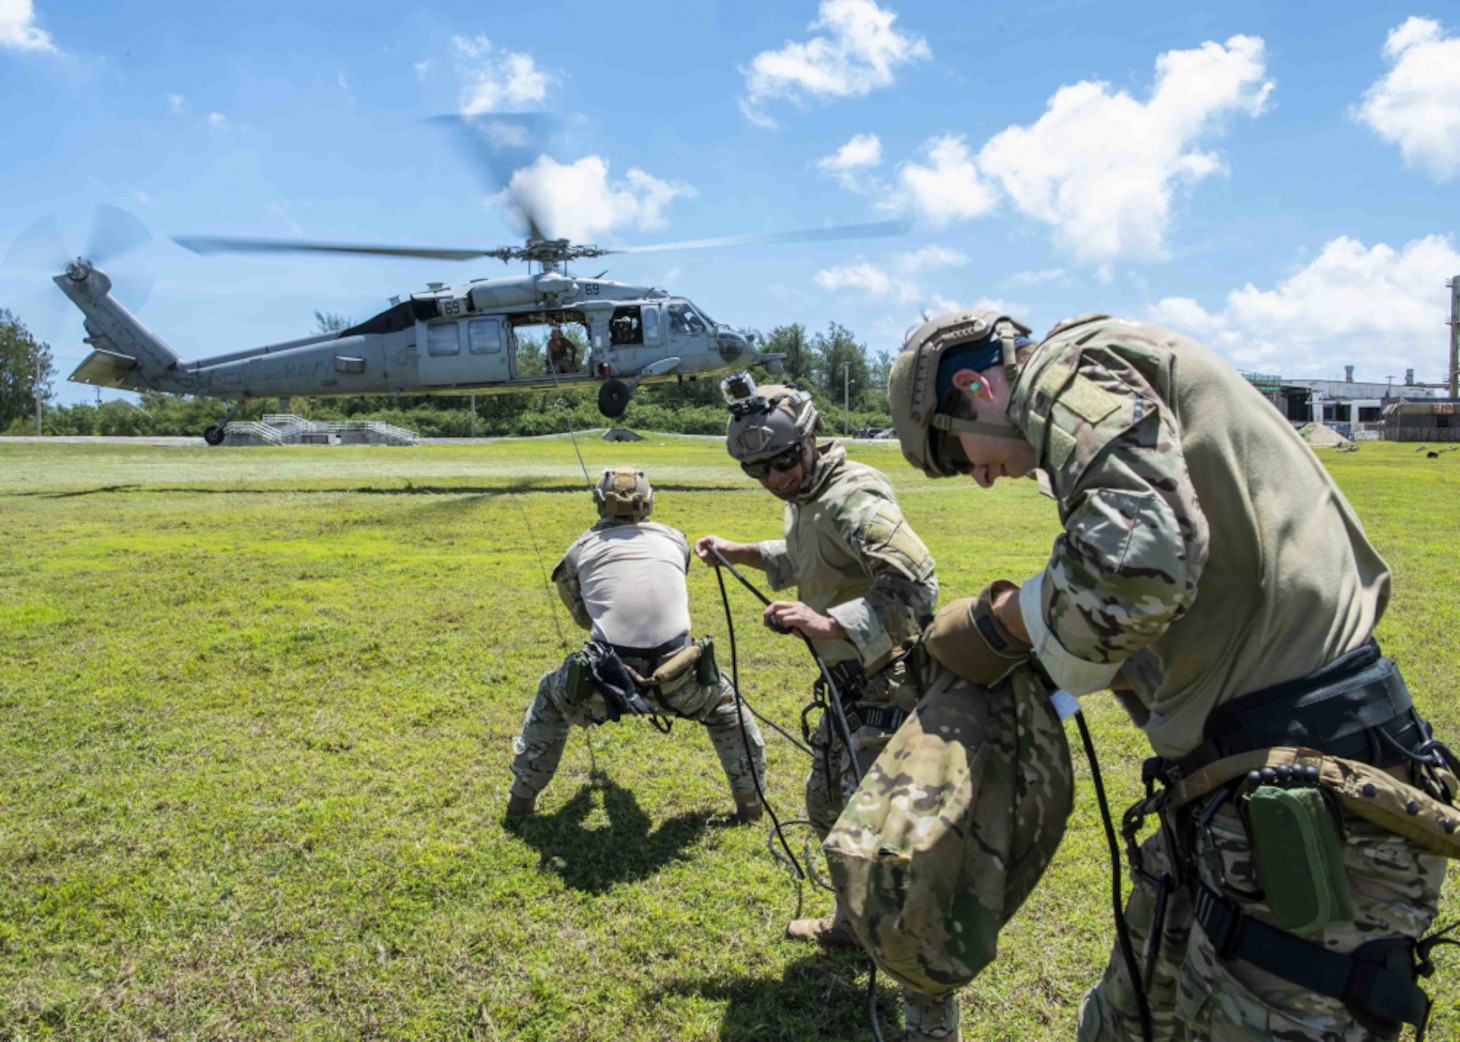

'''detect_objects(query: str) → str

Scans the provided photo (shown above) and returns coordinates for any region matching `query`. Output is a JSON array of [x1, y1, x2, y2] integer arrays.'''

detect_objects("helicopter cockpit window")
[[610, 307, 643, 346], [667, 302, 708, 335], [468, 318, 504, 355], [427, 321, 461, 357]]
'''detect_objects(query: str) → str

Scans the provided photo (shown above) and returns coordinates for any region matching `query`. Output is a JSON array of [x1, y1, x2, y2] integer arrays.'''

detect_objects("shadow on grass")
[[651, 952, 899, 1041], [504, 771, 715, 894]]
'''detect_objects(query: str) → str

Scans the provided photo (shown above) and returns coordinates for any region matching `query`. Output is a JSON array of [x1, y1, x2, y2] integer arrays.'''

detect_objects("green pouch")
[[564, 651, 593, 705], [694, 637, 720, 686], [1246, 785, 1355, 934]]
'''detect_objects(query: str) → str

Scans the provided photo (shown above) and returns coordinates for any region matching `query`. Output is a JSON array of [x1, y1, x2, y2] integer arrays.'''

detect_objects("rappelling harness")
[[1120, 640, 1460, 1038]]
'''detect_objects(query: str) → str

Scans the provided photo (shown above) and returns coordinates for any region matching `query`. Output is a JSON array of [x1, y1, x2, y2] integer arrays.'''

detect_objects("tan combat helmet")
[[594, 467, 653, 522], [888, 309, 1032, 478], [721, 371, 821, 468]]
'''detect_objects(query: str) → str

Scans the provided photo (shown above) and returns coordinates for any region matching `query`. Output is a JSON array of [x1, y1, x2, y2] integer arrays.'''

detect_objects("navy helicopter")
[[55, 116, 905, 444]]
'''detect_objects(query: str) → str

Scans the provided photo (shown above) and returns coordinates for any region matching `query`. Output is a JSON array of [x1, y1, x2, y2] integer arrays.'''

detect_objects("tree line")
[[0, 309, 898, 439]]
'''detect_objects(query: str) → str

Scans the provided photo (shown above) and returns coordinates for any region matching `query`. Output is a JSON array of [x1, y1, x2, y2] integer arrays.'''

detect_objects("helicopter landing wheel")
[[203, 425, 226, 446], [597, 379, 631, 419]]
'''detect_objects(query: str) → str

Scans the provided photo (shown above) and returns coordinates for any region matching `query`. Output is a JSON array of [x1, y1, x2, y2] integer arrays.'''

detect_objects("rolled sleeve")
[[826, 598, 894, 665], [1020, 572, 1121, 696], [758, 539, 795, 591]]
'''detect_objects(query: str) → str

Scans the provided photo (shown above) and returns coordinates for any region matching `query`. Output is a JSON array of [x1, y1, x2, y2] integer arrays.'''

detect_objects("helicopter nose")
[[716, 329, 748, 364]]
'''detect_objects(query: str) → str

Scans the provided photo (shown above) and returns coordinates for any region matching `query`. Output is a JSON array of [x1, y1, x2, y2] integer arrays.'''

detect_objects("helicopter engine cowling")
[[468, 280, 540, 310], [533, 272, 578, 302]]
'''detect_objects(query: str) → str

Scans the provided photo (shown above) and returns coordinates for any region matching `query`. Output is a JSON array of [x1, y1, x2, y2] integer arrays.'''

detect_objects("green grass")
[[0, 436, 1456, 1040]]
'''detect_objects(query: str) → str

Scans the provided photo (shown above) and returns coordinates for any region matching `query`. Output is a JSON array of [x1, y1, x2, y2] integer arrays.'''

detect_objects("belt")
[[610, 635, 690, 671], [1154, 640, 1427, 784]]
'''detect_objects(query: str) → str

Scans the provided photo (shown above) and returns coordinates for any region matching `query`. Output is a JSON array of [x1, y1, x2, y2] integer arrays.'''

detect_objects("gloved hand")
[[922, 580, 1031, 687]]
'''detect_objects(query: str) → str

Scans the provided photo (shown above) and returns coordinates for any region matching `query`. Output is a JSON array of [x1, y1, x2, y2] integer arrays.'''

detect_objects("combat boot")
[[733, 792, 763, 824], [900, 988, 959, 1041], [505, 792, 536, 818], [784, 903, 860, 948]]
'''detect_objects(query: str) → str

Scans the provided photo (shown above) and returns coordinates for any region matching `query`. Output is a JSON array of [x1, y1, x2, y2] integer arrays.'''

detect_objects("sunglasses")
[[741, 446, 804, 479]]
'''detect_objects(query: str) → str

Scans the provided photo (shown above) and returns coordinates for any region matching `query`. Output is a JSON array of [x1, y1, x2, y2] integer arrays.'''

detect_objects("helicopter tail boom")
[[57, 261, 186, 393]]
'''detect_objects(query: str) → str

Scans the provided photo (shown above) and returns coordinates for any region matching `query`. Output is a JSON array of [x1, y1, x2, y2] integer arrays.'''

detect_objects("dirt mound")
[[1298, 423, 1353, 448]]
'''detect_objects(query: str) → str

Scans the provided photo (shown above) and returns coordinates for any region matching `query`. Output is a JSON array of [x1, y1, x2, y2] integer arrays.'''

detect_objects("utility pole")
[[1448, 275, 1458, 399], [469, 393, 477, 438], [34, 355, 42, 436], [843, 361, 850, 438]]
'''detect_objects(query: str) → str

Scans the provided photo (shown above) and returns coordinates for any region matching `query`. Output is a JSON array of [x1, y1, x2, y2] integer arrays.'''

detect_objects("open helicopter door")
[[420, 316, 511, 387]]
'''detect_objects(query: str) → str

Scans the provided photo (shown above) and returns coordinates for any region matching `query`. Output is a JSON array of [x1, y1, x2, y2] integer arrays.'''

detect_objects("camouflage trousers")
[[1078, 800, 1448, 1041], [509, 654, 766, 805], [805, 658, 922, 839]]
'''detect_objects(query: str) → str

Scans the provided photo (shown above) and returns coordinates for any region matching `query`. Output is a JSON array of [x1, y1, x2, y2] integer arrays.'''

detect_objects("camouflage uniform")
[[826, 662, 1074, 994], [754, 442, 939, 838], [1000, 316, 1448, 1040], [509, 519, 766, 811]]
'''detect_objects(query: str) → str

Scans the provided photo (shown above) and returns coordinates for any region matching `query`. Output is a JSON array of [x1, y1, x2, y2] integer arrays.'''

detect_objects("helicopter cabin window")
[[667, 302, 707, 335], [427, 321, 461, 357], [641, 306, 660, 344], [609, 307, 643, 346], [469, 318, 504, 355]]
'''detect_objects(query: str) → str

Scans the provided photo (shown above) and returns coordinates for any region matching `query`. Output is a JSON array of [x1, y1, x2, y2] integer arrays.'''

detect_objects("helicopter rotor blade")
[[173, 236, 493, 262], [428, 112, 556, 241], [87, 204, 152, 267], [611, 218, 913, 255]]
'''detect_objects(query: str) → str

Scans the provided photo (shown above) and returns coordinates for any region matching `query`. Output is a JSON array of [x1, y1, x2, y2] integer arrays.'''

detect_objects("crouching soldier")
[[507, 467, 767, 823], [694, 374, 939, 950], [883, 308, 1458, 1041]]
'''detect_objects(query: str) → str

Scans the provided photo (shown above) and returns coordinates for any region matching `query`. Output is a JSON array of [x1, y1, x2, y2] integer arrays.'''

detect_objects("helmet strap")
[[931, 412, 1024, 441]]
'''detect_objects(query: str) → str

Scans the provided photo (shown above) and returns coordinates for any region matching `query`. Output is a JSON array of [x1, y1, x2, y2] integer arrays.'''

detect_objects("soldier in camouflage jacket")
[[885, 310, 1454, 1041], [696, 379, 938, 962]]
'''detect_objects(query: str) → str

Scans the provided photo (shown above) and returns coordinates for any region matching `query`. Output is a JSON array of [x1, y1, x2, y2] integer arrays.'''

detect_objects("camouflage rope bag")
[[825, 661, 1074, 994]]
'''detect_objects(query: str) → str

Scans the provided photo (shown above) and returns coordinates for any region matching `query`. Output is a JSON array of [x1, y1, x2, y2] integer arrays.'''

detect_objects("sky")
[[2, 0, 1459, 407]]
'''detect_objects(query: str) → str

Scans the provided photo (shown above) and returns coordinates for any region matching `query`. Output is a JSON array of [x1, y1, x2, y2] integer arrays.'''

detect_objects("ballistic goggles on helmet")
[[740, 444, 806, 479], [888, 309, 1033, 478]]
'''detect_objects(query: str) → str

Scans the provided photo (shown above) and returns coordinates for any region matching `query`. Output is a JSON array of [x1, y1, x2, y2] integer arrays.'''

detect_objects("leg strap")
[[1194, 881, 1430, 1032]]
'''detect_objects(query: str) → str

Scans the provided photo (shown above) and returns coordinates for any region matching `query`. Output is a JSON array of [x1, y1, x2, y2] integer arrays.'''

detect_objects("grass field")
[[1, 435, 1456, 1041]]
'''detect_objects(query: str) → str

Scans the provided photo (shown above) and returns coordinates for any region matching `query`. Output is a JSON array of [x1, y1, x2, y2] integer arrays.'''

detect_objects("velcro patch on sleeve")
[[1059, 375, 1121, 424]]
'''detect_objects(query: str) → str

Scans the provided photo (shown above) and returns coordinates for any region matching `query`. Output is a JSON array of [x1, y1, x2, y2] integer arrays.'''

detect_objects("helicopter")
[[55, 116, 907, 445]]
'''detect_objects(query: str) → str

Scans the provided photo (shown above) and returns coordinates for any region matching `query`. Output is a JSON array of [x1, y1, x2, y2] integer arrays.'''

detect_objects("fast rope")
[[1073, 708, 1155, 1042], [544, 334, 594, 488], [706, 544, 887, 1042]]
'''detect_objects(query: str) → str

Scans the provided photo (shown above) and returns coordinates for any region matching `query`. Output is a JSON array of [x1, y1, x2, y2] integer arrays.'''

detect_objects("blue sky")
[[3, 0, 1459, 406]]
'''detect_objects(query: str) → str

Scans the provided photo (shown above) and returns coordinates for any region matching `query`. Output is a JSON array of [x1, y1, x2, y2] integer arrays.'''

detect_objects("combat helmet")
[[594, 467, 653, 522], [721, 371, 822, 483], [888, 309, 1032, 478]]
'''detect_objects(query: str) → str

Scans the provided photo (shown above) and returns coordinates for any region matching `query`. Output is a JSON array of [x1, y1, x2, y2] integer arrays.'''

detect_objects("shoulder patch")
[[1059, 374, 1121, 425]]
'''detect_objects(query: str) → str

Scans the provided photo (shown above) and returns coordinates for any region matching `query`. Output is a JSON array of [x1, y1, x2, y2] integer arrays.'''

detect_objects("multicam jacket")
[[1006, 314, 1390, 759], [758, 443, 938, 667]]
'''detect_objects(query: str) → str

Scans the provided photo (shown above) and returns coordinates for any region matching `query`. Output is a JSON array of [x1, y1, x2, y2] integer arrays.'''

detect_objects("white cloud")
[[0, 0, 56, 53], [814, 244, 968, 305], [1354, 17, 1460, 181], [414, 59, 433, 80], [492, 155, 695, 243], [894, 135, 998, 225], [1005, 267, 1068, 287], [453, 35, 551, 115], [1149, 234, 1460, 379], [978, 35, 1271, 264], [167, 93, 188, 115], [337, 70, 355, 101], [129, 188, 158, 208], [207, 112, 226, 127], [816, 132, 882, 190], [741, 0, 930, 126]]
